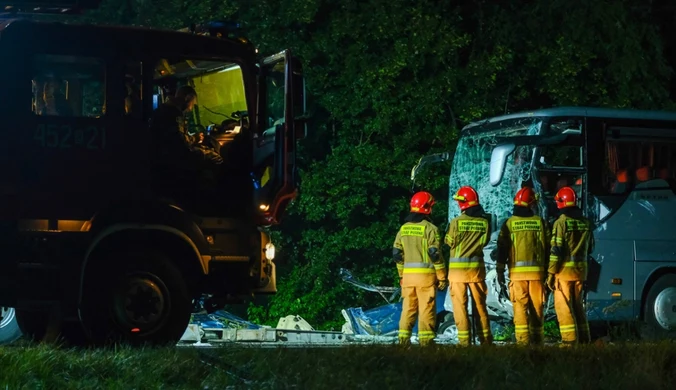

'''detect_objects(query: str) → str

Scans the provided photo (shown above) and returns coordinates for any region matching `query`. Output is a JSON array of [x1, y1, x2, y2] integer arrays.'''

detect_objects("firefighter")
[[445, 186, 493, 346], [149, 85, 224, 167], [496, 186, 550, 345], [393, 191, 448, 346], [150, 86, 224, 205], [547, 186, 594, 345]]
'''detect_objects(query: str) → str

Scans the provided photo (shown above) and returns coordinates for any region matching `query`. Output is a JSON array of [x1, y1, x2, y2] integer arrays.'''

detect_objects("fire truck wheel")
[[81, 250, 192, 346], [643, 273, 676, 337]]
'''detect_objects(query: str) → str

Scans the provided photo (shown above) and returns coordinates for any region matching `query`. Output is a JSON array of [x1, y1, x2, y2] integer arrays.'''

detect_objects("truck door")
[[254, 50, 306, 225]]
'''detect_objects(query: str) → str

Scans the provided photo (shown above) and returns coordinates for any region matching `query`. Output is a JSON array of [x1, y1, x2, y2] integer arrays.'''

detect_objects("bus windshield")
[[448, 117, 543, 230]]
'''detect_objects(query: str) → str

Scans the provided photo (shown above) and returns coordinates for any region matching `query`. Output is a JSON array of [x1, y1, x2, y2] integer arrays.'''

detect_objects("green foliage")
[[545, 319, 562, 340], [86, 0, 675, 330]]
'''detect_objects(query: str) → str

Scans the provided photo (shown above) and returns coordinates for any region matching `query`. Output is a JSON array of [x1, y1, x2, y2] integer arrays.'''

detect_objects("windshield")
[[448, 118, 542, 232], [152, 58, 248, 136]]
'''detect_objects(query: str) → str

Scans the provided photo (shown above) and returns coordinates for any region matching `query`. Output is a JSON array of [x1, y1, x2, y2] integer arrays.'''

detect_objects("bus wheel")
[[643, 274, 676, 336], [82, 251, 192, 346], [0, 307, 22, 345]]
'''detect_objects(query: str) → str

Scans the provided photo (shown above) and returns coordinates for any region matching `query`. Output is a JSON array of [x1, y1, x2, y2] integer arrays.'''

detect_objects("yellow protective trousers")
[[398, 285, 437, 346], [450, 282, 493, 346], [509, 280, 545, 345], [554, 279, 590, 344]]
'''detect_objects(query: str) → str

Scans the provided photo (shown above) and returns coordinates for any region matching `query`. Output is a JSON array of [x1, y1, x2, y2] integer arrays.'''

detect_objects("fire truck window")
[[604, 138, 676, 195], [152, 58, 248, 146], [32, 55, 106, 118], [124, 62, 142, 119], [265, 61, 285, 130]]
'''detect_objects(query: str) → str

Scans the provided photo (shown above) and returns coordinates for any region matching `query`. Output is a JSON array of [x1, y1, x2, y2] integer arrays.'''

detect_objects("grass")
[[0, 341, 675, 389]]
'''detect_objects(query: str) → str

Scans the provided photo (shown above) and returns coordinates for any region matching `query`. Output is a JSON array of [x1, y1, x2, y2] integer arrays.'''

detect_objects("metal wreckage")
[[179, 242, 557, 347]]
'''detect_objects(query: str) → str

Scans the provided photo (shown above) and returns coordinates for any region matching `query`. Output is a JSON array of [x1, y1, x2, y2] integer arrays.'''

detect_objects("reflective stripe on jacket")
[[393, 220, 446, 287], [548, 214, 594, 281], [445, 214, 491, 283], [497, 215, 550, 281]]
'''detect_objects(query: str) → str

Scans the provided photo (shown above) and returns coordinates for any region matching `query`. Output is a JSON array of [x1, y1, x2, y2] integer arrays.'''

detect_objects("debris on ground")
[[276, 315, 315, 331], [181, 244, 558, 346]]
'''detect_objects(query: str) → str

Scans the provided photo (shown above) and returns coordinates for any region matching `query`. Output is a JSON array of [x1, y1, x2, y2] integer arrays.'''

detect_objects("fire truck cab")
[[0, 11, 305, 345]]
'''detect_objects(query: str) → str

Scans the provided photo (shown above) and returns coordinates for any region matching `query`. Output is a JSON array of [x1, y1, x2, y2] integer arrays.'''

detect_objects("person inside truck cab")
[[39, 79, 72, 117], [149, 85, 224, 167], [124, 76, 142, 117]]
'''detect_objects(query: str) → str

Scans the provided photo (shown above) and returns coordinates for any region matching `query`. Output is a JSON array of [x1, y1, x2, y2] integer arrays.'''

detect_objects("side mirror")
[[562, 128, 581, 135], [489, 143, 516, 187], [291, 58, 307, 140]]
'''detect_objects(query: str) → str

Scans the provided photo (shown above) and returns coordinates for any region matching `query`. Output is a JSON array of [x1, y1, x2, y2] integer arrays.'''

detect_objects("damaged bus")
[[412, 106, 676, 337]]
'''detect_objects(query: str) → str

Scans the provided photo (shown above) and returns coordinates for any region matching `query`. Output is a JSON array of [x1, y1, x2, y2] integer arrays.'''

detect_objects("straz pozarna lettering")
[[458, 220, 487, 232], [511, 220, 541, 232]]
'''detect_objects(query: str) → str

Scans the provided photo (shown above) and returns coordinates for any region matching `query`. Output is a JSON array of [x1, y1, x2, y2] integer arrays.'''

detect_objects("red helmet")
[[554, 186, 577, 209], [514, 187, 538, 207], [453, 186, 479, 211], [410, 191, 435, 214]]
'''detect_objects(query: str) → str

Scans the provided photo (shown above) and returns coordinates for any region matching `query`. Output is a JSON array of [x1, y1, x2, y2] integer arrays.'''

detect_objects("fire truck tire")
[[643, 273, 676, 337], [81, 250, 192, 346]]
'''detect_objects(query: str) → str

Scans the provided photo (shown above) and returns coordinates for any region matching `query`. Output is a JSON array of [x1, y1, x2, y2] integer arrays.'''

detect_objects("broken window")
[[449, 132, 537, 231]]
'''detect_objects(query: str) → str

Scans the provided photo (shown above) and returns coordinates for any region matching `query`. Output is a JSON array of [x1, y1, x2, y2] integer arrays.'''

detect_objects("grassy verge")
[[0, 342, 675, 389]]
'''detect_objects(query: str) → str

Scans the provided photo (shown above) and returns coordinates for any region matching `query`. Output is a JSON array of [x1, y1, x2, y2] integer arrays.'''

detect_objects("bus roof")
[[462, 106, 676, 131]]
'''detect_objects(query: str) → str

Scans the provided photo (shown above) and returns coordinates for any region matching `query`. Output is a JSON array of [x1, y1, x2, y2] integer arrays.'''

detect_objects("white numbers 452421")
[[34, 124, 106, 150]]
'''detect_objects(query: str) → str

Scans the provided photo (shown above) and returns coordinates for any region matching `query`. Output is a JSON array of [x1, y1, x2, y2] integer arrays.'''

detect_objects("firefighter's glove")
[[437, 280, 449, 291], [546, 274, 556, 291]]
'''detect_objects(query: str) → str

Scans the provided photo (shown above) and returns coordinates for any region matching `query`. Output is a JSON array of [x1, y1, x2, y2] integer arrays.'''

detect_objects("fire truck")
[[0, 2, 306, 345]]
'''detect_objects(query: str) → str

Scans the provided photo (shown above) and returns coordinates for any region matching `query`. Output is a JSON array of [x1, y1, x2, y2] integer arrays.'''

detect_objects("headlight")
[[265, 242, 276, 261]]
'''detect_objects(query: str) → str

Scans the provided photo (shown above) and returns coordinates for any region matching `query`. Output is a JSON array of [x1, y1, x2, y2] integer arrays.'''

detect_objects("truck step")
[[211, 255, 249, 262]]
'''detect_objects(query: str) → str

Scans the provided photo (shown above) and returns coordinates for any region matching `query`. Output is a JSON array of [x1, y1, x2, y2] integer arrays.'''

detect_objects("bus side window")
[[604, 138, 676, 194], [31, 54, 106, 118]]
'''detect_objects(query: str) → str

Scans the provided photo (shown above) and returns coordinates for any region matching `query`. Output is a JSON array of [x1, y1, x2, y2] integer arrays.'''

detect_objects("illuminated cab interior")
[[152, 58, 249, 148]]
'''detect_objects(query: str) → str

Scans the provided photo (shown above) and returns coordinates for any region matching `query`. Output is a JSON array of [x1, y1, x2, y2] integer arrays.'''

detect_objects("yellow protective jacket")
[[393, 219, 447, 288], [548, 213, 595, 281], [445, 213, 491, 283], [496, 215, 550, 281]]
